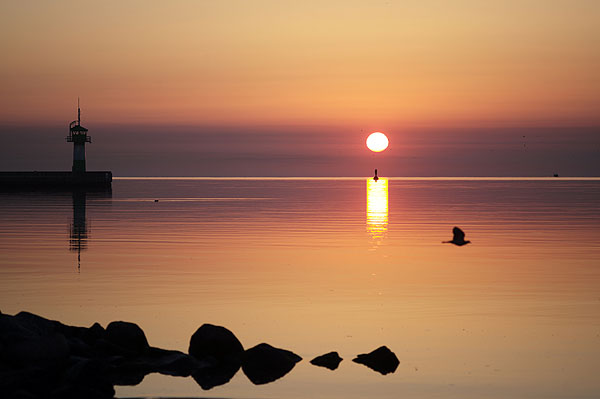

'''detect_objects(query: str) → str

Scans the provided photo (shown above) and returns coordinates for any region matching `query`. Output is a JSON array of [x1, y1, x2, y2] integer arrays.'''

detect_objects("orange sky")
[[1, 0, 599, 127]]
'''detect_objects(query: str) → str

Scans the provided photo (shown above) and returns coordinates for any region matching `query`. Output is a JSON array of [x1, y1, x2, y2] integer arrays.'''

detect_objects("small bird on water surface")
[[443, 227, 471, 246]]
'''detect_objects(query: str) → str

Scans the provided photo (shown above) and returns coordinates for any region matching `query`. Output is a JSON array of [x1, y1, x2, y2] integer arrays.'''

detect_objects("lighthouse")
[[0, 100, 111, 187], [66, 99, 91, 173]]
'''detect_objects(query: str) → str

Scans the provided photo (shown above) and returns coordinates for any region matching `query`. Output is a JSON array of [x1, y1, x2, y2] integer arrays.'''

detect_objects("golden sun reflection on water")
[[366, 177, 388, 241]]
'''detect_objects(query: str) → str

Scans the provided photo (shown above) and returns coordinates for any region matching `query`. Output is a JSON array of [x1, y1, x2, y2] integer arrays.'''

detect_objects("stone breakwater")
[[0, 311, 399, 398]]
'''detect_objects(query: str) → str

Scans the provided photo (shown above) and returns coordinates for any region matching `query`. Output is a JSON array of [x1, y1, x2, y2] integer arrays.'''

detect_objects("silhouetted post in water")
[[373, 169, 379, 181], [66, 98, 91, 173]]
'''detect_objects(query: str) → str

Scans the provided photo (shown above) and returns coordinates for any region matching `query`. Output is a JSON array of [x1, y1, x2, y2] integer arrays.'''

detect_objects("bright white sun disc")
[[366, 132, 389, 152]]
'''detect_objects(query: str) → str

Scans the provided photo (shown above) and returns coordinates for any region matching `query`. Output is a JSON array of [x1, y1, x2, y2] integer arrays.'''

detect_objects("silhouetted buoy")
[[442, 227, 471, 246], [373, 169, 379, 181]]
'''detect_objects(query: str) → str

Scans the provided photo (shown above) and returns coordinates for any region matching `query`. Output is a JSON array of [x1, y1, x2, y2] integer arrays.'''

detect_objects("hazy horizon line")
[[3, 122, 600, 131], [114, 176, 600, 180]]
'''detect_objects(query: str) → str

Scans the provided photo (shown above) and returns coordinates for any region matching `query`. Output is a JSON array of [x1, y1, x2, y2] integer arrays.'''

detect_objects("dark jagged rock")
[[0, 366, 64, 398], [352, 346, 399, 375], [0, 313, 37, 340], [11, 312, 106, 348], [1, 312, 113, 398], [1, 311, 324, 397], [4, 332, 70, 368], [91, 338, 131, 358], [55, 357, 115, 398], [14, 312, 63, 334], [310, 351, 343, 370], [84, 322, 106, 343], [188, 324, 244, 362], [106, 347, 208, 386], [105, 321, 149, 356], [0, 357, 115, 399], [146, 347, 206, 377], [242, 343, 302, 385], [67, 336, 95, 359], [0, 313, 70, 369]]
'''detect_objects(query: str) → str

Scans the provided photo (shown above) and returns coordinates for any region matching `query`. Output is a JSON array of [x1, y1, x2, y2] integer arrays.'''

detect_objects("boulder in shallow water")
[[310, 351, 343, 370], [188, 324, 244, 362], [188, 324, 244, 390], [242, 343, 302, 385], [352, 346, 399, 375], [105, 321, 149, 355]]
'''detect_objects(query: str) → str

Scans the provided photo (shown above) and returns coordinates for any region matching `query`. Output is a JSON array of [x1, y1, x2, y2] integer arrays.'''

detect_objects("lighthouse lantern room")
[[66, 99, 91, 173]]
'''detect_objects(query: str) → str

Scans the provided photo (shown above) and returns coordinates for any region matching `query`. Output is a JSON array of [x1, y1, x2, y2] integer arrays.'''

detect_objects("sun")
[[366, 132, 389, 152]]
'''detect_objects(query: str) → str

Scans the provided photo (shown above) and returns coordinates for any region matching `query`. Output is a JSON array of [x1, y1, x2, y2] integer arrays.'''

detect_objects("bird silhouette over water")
[[443, 227, 471, 246], [373, 169, 379, 181]]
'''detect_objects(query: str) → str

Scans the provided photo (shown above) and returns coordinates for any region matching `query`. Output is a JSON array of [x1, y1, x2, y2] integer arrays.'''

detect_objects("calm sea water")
[[1, 178, 599, 399]]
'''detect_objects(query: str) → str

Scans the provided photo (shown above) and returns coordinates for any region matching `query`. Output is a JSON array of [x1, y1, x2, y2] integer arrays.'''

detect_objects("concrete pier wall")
[[0, 171, 112, 188]]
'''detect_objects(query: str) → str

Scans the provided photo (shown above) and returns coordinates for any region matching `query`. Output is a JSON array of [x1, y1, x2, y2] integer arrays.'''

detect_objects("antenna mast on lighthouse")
[[66, 98, 91, 173]]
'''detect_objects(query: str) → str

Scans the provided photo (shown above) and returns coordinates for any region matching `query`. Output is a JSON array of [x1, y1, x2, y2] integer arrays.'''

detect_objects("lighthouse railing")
[[65, 135, 91, 143]]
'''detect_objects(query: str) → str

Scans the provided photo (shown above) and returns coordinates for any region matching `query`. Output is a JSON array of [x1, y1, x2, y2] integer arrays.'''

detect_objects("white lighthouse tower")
[[66, 99, 91, 173]]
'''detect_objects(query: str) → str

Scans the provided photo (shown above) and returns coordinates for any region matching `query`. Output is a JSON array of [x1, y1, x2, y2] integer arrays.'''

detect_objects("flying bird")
[[443, 227, 471, 246]]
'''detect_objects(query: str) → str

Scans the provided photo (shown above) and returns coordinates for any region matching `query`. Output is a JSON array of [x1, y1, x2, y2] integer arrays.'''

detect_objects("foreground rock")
[[105, 321, 149, 356], [1, 310, 399, 398], [107, 347, 209, 387], [0, 312, 115, 398], [188, 323, 244, 362], [0, 312, 208, 398], [242, 343, 302, 385], [188, 324, 244, 389], [352, 346, 399, 375], [310, 351, 343, 370]]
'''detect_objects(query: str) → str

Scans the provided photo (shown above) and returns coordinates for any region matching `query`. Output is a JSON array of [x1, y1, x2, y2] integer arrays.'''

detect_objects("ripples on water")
[[1, 178, 599, 399]]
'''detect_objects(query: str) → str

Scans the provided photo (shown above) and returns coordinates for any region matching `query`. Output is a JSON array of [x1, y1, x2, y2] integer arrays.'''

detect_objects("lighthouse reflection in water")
[[366, 178, 388, 242], [69, 191, 89, 271]]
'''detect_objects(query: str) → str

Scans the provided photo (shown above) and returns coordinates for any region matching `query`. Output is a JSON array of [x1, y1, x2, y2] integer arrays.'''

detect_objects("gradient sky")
[[1, 0, 599, 175]]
